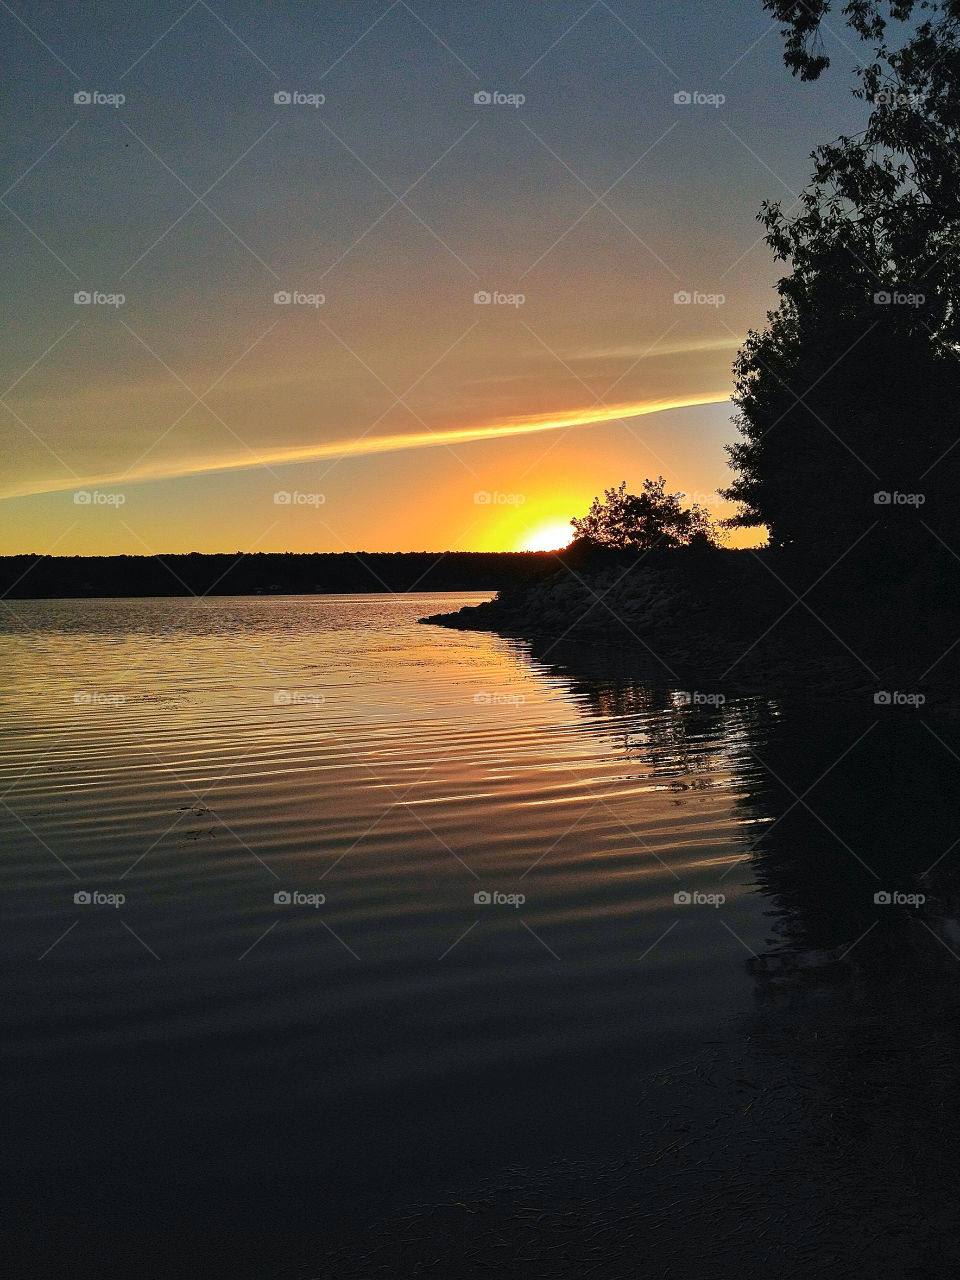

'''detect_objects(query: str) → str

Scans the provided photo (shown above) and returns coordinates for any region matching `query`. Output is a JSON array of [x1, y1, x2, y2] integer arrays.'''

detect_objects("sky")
[[0, 0, 872, 554]]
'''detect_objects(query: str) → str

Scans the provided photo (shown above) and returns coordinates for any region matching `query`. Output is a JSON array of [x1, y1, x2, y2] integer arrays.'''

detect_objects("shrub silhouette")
[[571, 478, 718, 550]]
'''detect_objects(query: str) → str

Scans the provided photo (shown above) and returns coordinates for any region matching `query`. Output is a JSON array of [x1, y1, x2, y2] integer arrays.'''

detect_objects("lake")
[[2, 594, 956, 1277]]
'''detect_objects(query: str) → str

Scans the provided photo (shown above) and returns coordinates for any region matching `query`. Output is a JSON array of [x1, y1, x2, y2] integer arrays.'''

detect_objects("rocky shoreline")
[[420, 547, 960, 715]]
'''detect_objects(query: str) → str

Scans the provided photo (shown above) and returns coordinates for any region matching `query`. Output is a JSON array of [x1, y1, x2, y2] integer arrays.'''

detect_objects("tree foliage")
[[764, 2, 936, 81], [571, 478, 718, 550], [723, 0, 960, 548]]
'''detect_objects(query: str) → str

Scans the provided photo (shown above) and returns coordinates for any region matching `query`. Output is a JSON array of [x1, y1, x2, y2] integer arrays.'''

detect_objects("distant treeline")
[[0, 551, 567, 599]]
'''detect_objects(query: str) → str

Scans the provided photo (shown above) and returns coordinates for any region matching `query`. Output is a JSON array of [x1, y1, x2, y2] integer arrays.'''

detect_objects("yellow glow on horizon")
[[522, 520, 574, 552]]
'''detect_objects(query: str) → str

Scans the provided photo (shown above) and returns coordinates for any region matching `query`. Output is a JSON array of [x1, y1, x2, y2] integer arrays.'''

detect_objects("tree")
[[571, 478, 718, 550], [763, 2, 941, 82], [722, 0, 960, 548]]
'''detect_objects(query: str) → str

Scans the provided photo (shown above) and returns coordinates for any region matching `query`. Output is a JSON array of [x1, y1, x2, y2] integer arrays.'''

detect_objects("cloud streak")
[[2, 392, 731, 500]]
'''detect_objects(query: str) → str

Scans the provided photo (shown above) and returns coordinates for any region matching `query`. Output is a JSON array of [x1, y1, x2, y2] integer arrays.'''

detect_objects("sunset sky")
[[1, 1, 869, 555]]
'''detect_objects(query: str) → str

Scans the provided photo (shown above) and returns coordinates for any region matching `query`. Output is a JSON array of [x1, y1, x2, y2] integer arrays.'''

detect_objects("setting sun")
[[521, 520, 574, 552]]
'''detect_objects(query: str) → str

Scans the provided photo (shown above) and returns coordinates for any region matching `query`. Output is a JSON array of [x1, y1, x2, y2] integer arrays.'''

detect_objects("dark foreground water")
[[1, 594, 957, 1277]]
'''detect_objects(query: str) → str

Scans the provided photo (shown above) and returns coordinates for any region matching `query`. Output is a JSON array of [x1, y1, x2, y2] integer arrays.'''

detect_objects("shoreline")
[[420, 546, 960, 717]]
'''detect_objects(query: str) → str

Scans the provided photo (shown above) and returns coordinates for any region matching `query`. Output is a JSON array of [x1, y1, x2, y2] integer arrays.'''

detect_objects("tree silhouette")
[[724, 1, 960, 549], [571, 478, 717, 550]]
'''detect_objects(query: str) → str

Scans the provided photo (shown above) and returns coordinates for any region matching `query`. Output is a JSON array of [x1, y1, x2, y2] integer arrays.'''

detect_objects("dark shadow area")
[[304, 646, 960, 1278], [526, 640, 960, 988]]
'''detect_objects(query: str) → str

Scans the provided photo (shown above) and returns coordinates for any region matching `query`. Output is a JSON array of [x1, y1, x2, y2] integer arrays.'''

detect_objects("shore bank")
[[421, 545, 960, 714]]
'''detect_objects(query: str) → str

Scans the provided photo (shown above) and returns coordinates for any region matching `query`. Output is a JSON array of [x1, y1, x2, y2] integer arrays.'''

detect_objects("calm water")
[[2, 594, 957, 1277]]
